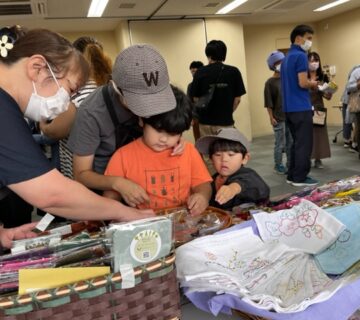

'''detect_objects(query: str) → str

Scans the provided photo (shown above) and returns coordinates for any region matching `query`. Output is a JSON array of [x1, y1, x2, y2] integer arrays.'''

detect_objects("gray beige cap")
[[112, 44, 176, 117], [195, 128, 250, 155]]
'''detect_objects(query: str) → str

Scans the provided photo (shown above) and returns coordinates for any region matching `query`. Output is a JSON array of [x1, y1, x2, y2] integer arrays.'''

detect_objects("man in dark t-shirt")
[[192, 40, 246, 128], [191, 40, 246, 173]]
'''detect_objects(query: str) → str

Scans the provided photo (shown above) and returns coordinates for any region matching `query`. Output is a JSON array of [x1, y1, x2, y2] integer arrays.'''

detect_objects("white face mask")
[[24, 62, 70, 122], [275, 64, 281, 72], [300, 39, 312, 52], [309, 62, 319, 71]]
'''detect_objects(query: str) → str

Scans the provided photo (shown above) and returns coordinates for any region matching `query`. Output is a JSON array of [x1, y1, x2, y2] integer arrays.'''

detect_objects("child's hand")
[[112, 177, 150, 207], [215, 183, 241, 205], [187, 193, 209, 216], [171, 137, 185, 156]]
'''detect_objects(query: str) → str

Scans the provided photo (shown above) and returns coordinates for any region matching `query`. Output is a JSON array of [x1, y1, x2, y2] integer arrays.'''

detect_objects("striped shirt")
[[59, 80, 97, 179]]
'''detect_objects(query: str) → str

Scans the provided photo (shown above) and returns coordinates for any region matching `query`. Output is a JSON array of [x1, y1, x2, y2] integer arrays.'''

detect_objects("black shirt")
[[0, 88, 53, 189], [191, 62, 246, 126], [264, 77, 285, 122], [210, 166, 270, 210]]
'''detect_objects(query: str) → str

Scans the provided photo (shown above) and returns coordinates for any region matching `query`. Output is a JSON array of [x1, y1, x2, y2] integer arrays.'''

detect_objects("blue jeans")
[[273, 121, 292, 168], [342, 103, 353, 141]]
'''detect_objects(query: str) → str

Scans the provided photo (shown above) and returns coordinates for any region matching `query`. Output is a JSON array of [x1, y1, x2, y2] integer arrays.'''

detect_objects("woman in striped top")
[[40, 36, 112, 179]]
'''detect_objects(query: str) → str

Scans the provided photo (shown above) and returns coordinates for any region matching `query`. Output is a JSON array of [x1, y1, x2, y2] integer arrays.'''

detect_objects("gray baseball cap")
[[195, 128, 250, 155], [112, 44, 176, 117]]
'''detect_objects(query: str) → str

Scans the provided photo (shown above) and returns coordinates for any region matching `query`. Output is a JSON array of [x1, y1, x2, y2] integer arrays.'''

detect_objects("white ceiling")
[[0, 0, 359, 32]]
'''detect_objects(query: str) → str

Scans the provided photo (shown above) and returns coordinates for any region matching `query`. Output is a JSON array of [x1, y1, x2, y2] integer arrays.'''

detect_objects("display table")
[[184, 217, 360, 319]]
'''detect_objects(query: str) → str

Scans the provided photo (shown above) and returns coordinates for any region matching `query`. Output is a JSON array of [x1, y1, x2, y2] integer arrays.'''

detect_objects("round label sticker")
[[130, 229, 162, 263]]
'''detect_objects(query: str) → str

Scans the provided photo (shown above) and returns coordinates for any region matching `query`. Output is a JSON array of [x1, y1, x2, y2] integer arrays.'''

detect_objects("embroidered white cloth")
[[253, 199, 345, 254], [176, 226, 354, 313]]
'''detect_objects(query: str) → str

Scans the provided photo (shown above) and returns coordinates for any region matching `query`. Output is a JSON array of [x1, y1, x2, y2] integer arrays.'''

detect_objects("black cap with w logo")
[[112, 44, 176, 117]]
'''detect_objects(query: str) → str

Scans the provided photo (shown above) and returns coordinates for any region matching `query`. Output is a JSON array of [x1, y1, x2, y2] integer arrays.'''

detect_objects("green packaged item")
[[107, 217, 172, 272]]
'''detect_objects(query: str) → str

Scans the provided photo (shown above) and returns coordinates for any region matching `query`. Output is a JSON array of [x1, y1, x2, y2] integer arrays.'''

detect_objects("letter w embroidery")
[[143, 71, 159, 86]]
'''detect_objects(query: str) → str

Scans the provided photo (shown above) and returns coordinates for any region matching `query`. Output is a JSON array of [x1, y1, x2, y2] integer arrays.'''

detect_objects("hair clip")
[[0, 27, 16, 58]]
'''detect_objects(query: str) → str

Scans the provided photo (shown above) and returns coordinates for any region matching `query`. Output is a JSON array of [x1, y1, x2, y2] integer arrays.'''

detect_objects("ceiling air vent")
[[0, 1, 32, 15], [31, 0, 47, 17], [258, 0, 309, 13], [119, 3, 136, 9], [204, 2, 219, 8], [271, 0, 307, 10]]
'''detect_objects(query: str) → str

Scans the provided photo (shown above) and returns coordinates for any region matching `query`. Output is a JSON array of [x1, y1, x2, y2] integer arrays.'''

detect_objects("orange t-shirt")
[[105, 139, 212, 210]]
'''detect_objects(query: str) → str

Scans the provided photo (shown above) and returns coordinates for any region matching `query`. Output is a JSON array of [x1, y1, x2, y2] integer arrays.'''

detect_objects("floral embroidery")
[[297, 209, 318, 227], [0, 35, 13, 58], [279, 218, 299, 236]]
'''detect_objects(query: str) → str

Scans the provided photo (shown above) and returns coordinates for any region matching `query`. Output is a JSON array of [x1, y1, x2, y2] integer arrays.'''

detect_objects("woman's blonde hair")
[[73, 36, 112, 86]]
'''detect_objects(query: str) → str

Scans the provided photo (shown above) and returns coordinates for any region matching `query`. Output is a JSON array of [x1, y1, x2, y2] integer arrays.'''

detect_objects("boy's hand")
[[215, 183, 241, 205], [171, 137, 185, 156], [187, 193, 209, 216], [112, 178, 150, 207]]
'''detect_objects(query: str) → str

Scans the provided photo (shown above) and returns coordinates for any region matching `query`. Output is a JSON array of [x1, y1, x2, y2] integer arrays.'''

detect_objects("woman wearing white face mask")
[[0, 26, 154, 249], [308, 51, 332, 169]]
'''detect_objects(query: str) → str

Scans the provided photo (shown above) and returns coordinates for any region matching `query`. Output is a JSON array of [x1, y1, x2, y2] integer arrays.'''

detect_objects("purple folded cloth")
[[185, 221, 360, 320]]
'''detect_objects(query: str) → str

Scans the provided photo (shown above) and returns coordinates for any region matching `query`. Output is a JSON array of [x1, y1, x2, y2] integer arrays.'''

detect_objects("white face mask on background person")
[[275, 64, 281, 72], [309, 62, 319, 71], [24, 62, 70, 122], [300, 39, 312, 52]]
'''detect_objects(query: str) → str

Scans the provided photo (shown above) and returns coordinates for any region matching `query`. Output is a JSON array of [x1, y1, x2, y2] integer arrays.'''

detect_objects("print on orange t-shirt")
[[146, 168, 181, 208]]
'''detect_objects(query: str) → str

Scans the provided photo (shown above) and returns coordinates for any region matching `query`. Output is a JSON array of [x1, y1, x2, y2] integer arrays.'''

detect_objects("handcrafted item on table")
[[253, 199, 345, 254], [269, 189, 332, 211], [11, 234, 61, 254], [176, 224, 354, 313], [156, 206, 232, 245], [185, 221, 360, 320], [318, 176, 360, 196], [317, 196, 353, 209], [315, 203, 360, 275], [0, 236, 110, 295], [18, 266, 110, 295], [107, 217, 172, 273], [37, 221, 105, 239]]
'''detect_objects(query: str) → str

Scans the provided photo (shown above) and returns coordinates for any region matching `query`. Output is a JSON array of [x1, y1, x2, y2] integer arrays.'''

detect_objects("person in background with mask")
[[281, 24, 319, 187], [0, 26, 153, 248], [264, 50, 292, 175], [308, 51, 332, 169]]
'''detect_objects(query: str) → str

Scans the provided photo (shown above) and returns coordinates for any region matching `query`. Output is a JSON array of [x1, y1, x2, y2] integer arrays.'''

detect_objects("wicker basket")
[[0, 252, 180, 320]]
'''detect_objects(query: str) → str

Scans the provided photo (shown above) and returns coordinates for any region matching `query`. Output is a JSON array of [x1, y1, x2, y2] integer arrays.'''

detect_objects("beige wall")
[[243, 23, 319, 138], [317, 7, 360, 125], [63, 8, 360, 139], [128, 19, 207, 93], [116, 18, 252, 142], [62, 31, 119, 65]]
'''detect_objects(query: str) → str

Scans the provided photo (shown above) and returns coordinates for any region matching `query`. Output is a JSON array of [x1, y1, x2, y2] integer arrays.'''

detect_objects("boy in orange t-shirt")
[[104, 86, 212, 215]]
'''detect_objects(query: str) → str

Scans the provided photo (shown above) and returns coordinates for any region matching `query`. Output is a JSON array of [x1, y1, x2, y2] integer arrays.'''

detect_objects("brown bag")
[[348, 91, 360, 113]]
